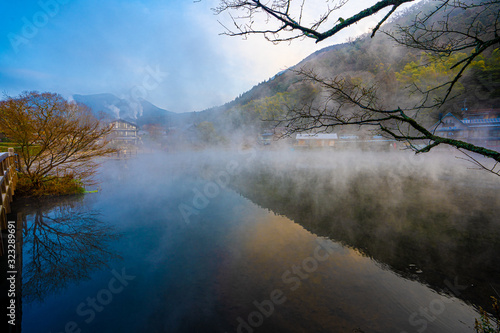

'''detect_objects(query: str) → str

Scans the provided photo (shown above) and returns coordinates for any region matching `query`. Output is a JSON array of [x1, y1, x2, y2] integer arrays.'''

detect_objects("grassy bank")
[[0, 142, 20, 152], [16, 173, 87, 197]]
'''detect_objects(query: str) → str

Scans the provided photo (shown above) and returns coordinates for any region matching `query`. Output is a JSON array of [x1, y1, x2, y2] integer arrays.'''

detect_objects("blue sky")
[[0, 0, 404, 113]]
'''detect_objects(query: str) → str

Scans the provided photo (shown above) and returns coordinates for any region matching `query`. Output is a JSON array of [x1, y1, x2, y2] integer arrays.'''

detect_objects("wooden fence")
[[0, 148, 18, 234]]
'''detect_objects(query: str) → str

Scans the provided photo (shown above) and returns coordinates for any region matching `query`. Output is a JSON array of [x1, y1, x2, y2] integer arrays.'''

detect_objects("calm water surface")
[[16, 150, 500, 333]]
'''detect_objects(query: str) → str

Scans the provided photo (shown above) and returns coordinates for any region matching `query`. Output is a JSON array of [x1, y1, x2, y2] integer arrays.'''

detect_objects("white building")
[[109, 119, 140, 145]]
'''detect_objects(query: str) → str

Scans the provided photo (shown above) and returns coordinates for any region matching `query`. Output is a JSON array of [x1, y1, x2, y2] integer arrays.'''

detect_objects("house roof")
[[432, 112, 468, 131], [462, 117, 500, 127], [433, 111, 500, 131], [110, 119, 138, 127]]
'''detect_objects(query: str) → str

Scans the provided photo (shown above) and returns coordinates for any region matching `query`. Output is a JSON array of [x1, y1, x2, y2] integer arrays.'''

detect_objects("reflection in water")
[[215, 209, 478, 332], [15, 152, 497, 332], [229, 152, 500, 312], [19, 196, 121, 303]]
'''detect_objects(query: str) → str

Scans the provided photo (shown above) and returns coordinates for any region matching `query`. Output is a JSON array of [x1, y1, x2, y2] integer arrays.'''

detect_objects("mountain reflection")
[[229, 154, 500, 311], [19, 196, 121, 303]]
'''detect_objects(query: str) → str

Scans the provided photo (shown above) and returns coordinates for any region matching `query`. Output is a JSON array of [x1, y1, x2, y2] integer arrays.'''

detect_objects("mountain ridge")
[[74, 0, 499, 133]]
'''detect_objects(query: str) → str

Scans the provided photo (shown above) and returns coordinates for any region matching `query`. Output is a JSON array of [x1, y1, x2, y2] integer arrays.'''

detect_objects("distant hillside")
[[73, 93, 177, 127], [73, 93, 131, 119], [73, 0, 499, 137], [70, 1, 432, 131], [199, 0, 500, 135]]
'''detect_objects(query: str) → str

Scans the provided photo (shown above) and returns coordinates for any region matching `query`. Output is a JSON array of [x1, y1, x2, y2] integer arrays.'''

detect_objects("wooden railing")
[[0, 148, 18, 234]]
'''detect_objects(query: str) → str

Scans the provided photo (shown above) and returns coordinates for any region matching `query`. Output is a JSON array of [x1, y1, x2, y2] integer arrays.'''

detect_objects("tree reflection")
[[229, 157, 500, 311], [20, 196, 121, 303]]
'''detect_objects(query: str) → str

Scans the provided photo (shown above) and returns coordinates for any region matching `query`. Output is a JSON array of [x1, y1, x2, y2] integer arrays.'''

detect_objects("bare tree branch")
[[214, 0, 416, 42], [215, 0, 500, 175], [0, 92, 117, 194], [275, 68, 500, 164]]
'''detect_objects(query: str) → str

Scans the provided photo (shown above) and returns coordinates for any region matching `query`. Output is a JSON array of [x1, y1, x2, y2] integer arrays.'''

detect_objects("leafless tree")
[[22, 197, 121, 303], [0, 91, 117, 193], [214, 0, 416, 42], [215, 0, 500, 175]]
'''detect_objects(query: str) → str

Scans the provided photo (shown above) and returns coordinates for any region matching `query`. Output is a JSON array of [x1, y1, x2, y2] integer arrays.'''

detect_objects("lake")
[[15, 149, 500, 333]]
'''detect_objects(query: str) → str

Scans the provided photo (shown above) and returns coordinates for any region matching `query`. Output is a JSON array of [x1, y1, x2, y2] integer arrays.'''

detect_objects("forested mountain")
[[203, 0, 500, 137], [74, 0, 499, 146], [72, 93, 222, 128], [72, 93, 173, 126]]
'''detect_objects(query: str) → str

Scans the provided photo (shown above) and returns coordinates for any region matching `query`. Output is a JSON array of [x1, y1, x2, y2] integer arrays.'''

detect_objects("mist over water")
[[16, 148, 499, 333]]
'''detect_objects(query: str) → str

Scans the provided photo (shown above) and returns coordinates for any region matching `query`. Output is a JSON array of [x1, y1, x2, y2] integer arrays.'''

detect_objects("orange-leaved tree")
[[0, 91, 116, 195]]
